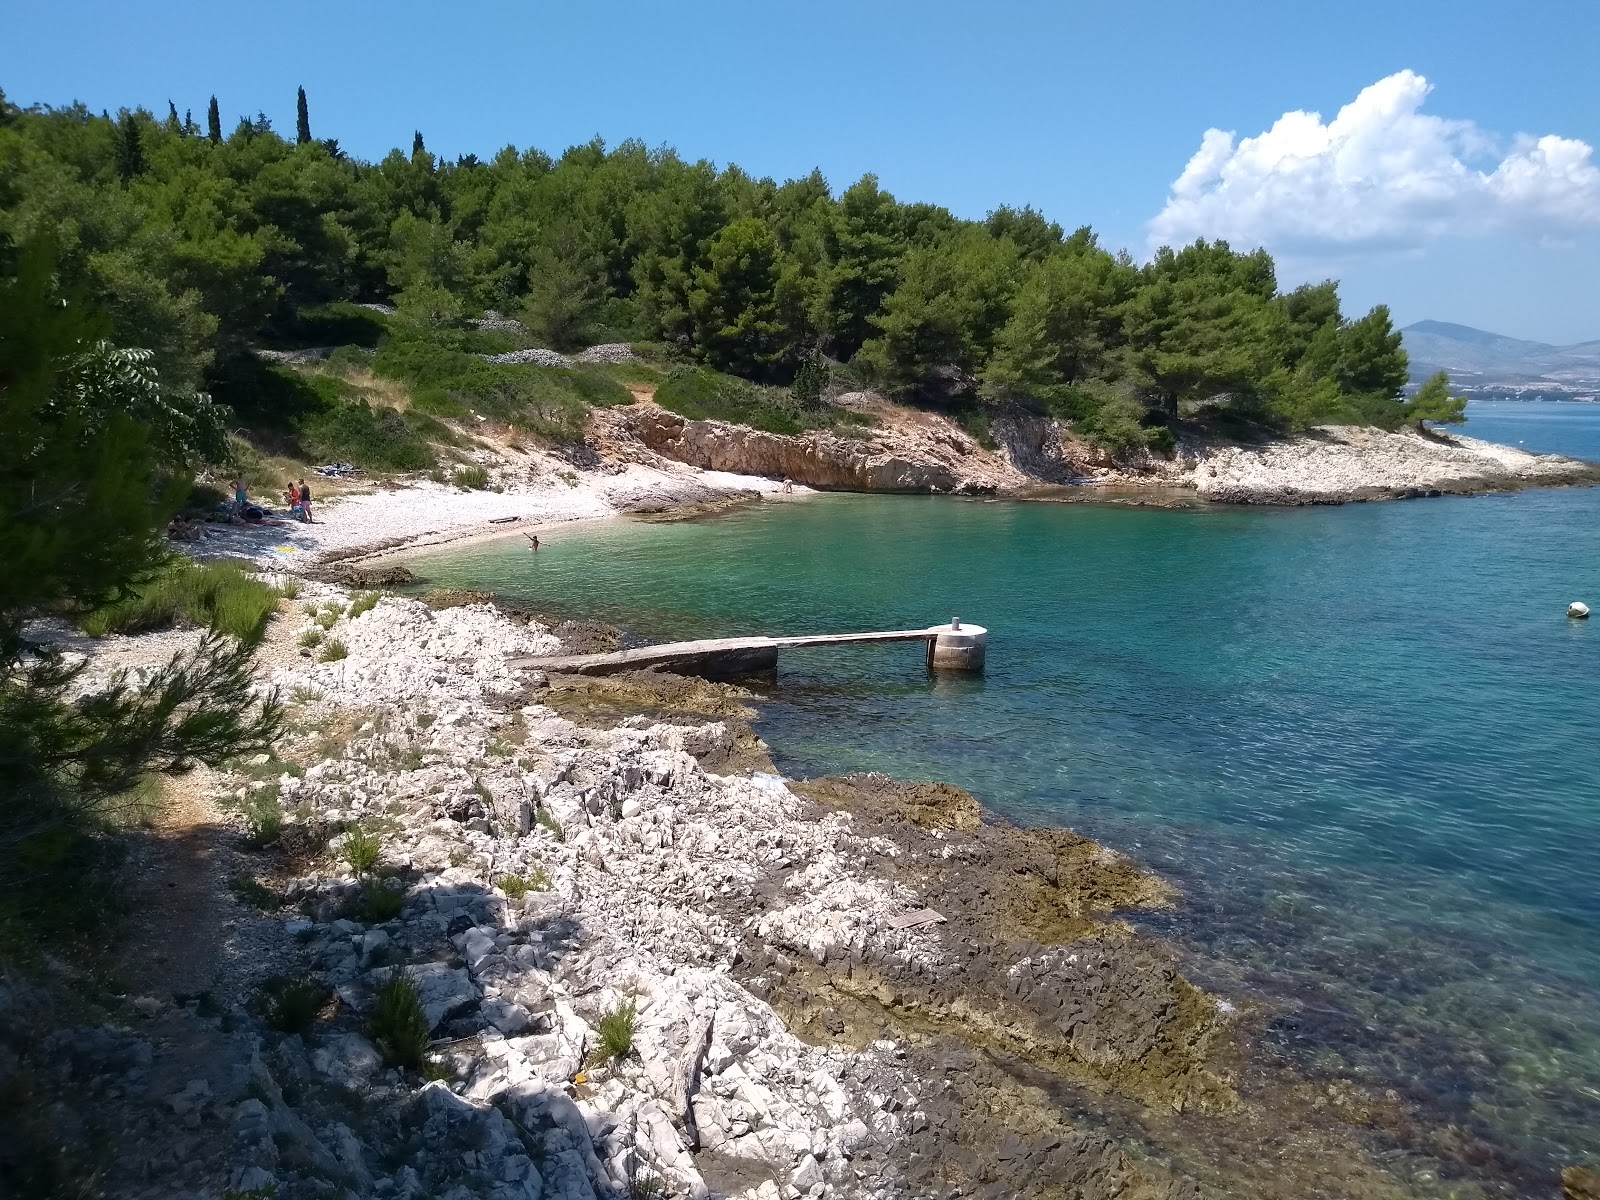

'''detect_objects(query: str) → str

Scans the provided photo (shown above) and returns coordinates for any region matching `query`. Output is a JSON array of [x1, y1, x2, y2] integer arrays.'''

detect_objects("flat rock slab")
[[885, 907, 946, 930]]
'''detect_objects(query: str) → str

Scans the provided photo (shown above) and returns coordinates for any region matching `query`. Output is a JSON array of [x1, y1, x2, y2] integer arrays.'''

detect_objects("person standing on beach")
[[233, 475, 249, 515], [298, 479, 314, 523]]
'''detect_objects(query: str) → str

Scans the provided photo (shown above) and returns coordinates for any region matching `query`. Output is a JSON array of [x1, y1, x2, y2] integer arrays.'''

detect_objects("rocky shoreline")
[[4, 587, 1527, 1200], [593, 398, 1600, 507]]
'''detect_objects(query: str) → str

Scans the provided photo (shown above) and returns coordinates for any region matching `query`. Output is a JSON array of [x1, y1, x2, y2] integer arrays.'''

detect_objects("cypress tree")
[[114, 112, 145, 183], [184, 108, 195, 137], [206, 95, 221, 144], [295, 86, 311, 144], [412, 130, 425, 156], [166, 100, 180, 134]]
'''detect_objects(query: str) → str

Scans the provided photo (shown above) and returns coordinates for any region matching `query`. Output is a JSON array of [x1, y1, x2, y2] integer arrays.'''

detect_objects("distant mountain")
[[1401, 321, 1600, 400]]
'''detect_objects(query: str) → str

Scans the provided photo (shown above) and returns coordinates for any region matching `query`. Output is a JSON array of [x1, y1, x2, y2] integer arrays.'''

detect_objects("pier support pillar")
[[927, 620, 986, 672]]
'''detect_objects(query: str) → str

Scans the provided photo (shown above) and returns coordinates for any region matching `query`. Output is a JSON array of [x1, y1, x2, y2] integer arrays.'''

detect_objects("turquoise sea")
[[410, 402, 1600, 1195]]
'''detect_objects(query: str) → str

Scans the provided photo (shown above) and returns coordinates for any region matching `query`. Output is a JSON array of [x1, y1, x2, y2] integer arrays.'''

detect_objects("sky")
[[5, 0, 1599, 343]]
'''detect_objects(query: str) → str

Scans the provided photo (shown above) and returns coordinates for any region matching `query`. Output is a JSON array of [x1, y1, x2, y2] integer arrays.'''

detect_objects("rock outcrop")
[[591, 399, 1025, 494], [593, 398, 1600, 506], [1179, 424, 1600, 504]]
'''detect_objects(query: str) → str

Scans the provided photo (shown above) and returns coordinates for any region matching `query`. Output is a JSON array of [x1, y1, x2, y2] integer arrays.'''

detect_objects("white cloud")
[[1148, 70, 1600, 254]]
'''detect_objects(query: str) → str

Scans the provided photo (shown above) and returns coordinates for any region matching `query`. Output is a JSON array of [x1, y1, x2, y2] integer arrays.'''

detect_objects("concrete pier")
[[926, 620, 987, 671], [511, 620, 988, 682]]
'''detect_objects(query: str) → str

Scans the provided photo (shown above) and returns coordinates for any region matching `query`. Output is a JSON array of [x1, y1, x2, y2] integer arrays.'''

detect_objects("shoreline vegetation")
[[4, 82, 1600, 1200]]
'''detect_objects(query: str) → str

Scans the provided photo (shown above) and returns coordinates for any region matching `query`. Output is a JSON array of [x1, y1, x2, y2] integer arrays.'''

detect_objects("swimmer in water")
[[525, 533, 540, 552]]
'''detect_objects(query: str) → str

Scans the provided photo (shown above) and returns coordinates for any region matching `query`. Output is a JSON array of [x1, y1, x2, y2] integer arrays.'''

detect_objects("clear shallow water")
[[411, 402, 1600, 1191]]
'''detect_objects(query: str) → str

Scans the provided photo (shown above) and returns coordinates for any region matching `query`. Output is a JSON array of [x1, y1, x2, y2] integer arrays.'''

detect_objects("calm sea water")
[[410, 402, 1600, 1192]]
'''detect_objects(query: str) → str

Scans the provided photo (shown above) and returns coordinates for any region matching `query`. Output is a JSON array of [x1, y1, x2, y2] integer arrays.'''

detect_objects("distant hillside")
[[1402, 321, 1600, 400]]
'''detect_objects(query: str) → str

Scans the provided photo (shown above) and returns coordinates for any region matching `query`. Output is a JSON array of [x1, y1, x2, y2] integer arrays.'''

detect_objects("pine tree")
[[114, 112, 145, 183], [0, 241, 280, 932], [1403, 371, 1468, 431], [206, 95, 221, 144], [412, 130, 425, 156], [166, 100, 180, 134], [296, 86, 311, 144]]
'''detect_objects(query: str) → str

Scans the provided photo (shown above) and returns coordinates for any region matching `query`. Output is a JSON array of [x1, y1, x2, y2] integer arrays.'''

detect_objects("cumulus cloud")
[[1148, 70, 1600, 253]]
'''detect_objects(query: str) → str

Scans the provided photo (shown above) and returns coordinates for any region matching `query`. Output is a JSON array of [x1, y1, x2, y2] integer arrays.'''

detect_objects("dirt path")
[[106, 600, 308, 1007]]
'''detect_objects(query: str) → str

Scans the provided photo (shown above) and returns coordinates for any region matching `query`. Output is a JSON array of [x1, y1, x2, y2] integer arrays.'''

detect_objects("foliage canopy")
[[0, 86, 1451, 462]]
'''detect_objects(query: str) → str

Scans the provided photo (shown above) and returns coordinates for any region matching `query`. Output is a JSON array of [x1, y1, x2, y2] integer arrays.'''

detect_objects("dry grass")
[[313, 364, 414, 413]]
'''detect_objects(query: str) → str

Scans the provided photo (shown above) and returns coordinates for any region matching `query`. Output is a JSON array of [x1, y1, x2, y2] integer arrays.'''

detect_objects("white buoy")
[[1570, 602, 1591, 620]]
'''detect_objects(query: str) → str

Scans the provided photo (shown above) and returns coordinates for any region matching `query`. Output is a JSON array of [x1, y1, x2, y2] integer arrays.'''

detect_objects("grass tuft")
[[298, 628, 325, 648], [357, 879, 406, 923], [593, 999, 638, 1062], [229, 871, 278, 910], [535, 808, 563, 841], [452, 464, 490, 490], [348, 590, 381, 618], [274, 577, 303, 600], [240, 790, 283, 847], [262, 975, 329, 1036], [82, 560, 277, 643], [368, 969, 431, 1069], [495, 865, 551, 899], [318, 639, 348, 662], [340, 826, 383, 876]]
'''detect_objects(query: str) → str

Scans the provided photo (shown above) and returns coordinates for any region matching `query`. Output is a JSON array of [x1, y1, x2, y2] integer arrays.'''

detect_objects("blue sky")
[[6, 0, 1598, 342]]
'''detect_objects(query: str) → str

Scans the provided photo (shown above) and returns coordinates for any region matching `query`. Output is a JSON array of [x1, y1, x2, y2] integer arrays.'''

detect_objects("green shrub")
[[371, 329, 631, 445], [593, 999, 638, 1062], [301, 399, 435, 472], [452, 465, 490, 490], [535, 808, 563, 841], [654, 366, 812, 435], [495, 865, 551, 899], [318, 639, 348, 662], [262, 975, 329, 1036], [791, 355, 830, 411], [341, 826, 382, 876], [409, 388, 469, 419], [583, 361, 666, 388], [298, 628, 325, 648], [369, 970, 431, 1069], [264, 302, 389, 350], [401, 409, 461, 444], [348, 590, 381, 618], [82, 560, 277, 643], [357, 879, 406, 922], [240, 790, 282, 847]]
